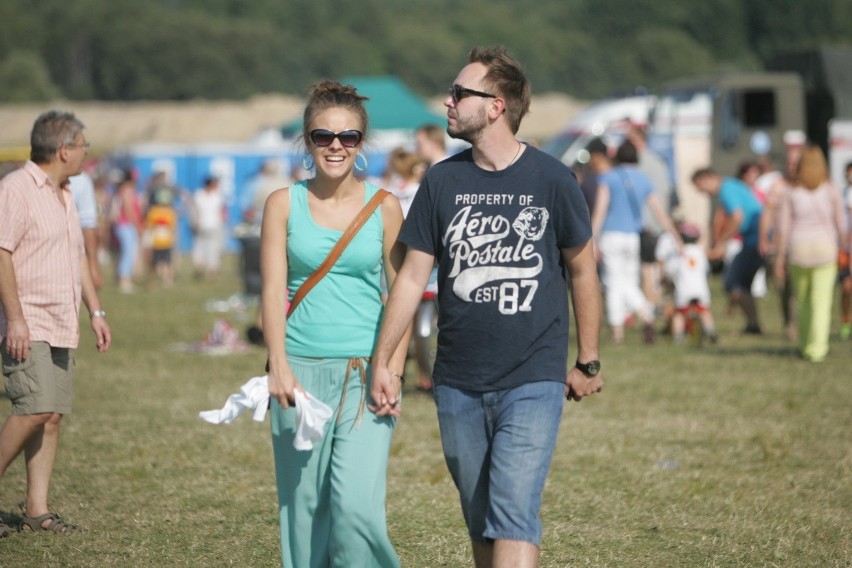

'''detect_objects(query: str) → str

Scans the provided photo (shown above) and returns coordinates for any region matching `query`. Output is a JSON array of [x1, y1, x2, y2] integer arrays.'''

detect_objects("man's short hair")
[[468, 45, 531, 134], [691, 167, 716, 183], [30, 110, 85, 164]]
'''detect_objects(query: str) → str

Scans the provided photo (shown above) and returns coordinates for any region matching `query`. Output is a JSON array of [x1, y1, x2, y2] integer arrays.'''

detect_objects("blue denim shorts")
[[434, 380, 565, 546]]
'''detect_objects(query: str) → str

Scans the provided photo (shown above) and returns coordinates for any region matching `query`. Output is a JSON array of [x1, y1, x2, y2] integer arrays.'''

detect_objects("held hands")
[[368, 366, 403, 417], [565, 367, 604, 402]]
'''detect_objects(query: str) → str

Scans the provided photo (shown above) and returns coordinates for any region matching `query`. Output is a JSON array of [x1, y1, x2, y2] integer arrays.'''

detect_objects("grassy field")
[[1, 256, 849, 567]]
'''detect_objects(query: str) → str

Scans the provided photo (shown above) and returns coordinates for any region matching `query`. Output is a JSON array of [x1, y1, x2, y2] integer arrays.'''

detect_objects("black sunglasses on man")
[[448, 84, 496, 104]]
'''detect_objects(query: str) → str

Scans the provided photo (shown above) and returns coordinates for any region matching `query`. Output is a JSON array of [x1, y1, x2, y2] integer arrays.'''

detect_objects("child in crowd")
[[657, 222, 717, 344], [145, 186, 178, 287]]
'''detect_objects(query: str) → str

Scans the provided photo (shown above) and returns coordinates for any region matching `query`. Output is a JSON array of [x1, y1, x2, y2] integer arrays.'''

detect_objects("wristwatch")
[[575, 359, 601, 377]]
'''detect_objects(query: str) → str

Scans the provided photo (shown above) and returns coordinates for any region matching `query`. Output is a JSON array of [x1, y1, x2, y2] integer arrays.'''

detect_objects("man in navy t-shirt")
[[371, 46, 603, 567]]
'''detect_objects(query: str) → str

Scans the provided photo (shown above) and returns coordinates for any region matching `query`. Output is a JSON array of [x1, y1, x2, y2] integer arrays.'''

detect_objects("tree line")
[[1, 0, 849, 103]]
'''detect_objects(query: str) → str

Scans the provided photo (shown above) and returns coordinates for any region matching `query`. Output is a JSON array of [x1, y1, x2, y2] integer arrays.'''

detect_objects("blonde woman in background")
[[774, 145, 847, 362], [384, 147, 425, 216]]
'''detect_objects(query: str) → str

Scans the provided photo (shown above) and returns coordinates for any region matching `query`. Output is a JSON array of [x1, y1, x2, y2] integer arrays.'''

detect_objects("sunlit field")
[[1, 255, 849, 567]]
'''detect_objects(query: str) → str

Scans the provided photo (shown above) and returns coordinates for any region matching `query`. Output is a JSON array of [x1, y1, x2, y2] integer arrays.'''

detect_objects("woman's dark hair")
[[736, 160, 758, 180], [303, 81, 369, 143], [615, 140, 638, 164]]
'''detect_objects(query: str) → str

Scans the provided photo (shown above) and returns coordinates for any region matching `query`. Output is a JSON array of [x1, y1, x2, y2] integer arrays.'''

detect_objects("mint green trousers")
[[270, 356, 399, 568], [789, 262, 837, 362]]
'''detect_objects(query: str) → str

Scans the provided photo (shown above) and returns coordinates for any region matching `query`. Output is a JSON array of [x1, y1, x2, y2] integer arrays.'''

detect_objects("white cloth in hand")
[[199, 375, 333, 451], [293, 389, 334, 451], [199, 375, 270, 424]]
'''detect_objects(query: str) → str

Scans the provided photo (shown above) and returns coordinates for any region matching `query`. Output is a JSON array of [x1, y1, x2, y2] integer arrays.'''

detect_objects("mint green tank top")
[[285, 180, 385, 358]]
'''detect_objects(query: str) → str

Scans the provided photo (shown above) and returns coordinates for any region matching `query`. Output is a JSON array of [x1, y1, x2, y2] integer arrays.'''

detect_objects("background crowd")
[[2, 121, 850, 363], [574, 127, 852, 362]]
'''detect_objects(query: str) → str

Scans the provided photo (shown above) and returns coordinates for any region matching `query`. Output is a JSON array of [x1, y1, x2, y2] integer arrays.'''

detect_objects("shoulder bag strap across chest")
[[287, 188, 390, 318]]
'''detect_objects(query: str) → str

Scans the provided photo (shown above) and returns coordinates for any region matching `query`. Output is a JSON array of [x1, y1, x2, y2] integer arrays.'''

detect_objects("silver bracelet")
[[91, 309, 107, 318], [390, 371, 406, 384]]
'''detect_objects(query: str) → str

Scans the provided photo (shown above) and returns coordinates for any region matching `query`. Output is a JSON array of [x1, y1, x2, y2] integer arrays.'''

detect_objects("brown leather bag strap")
[[287, 188, 390, 318]]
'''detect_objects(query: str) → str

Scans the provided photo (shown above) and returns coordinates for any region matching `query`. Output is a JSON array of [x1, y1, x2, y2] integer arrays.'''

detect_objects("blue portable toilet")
[[116, 138, 298, 253]]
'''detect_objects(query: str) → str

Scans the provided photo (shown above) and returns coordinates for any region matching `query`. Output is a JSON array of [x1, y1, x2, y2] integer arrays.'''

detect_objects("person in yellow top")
[[144, 188, 177, 287]]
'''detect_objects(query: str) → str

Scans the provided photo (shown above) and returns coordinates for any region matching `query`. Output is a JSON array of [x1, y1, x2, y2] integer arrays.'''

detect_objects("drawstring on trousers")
[[337, 357, 369, 429]]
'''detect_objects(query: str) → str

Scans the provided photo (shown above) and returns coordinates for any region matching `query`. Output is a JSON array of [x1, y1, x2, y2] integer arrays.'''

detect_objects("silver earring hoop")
[[355, 153, 368, 172], [302, 154, 315, 171]]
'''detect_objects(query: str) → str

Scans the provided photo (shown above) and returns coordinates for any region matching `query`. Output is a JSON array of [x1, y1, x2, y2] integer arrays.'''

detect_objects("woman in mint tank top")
[[260, 80, 409, 568]]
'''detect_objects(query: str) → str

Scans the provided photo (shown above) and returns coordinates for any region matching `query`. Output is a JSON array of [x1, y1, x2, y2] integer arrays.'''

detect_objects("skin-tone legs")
[[611, 324, 625, 345], [641, 263, 661, 312], [0, 412, 61, 528], [24, 413, 62, 520], [473, 539, 539, 568], [671, 311, 717, 342]]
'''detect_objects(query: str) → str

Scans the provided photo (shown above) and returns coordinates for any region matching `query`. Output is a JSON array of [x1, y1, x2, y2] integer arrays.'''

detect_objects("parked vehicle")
[[541, 94, 655, 167], [646, 47, 852, 234], [766, 47, 852, 189], [647, 72, 805, 234]]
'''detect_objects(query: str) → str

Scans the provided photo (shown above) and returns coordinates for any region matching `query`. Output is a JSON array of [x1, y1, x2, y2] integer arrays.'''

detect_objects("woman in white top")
[[192, 176, 226, 277]]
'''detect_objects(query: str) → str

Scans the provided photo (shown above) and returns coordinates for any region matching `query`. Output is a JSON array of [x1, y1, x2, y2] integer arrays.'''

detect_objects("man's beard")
[[447, 107, 488, 145]]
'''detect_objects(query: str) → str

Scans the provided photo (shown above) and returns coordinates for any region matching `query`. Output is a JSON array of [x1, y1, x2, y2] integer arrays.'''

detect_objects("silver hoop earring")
[[355, 153, 368, 172], [302, 155, 315, 171]]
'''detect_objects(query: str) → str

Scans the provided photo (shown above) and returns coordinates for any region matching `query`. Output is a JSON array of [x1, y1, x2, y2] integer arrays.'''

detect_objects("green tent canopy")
[[281, 76, 445, 137]]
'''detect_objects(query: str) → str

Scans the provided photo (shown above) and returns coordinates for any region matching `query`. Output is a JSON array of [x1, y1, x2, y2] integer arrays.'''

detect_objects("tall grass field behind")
[[1, 256, 849, 567]]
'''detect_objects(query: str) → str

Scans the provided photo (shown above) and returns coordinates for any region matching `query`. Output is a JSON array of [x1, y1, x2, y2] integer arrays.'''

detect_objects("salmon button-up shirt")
[[0, 160, 84, 348]]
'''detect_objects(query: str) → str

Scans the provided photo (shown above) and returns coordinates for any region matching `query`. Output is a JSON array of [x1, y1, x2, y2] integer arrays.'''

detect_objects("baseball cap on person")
[[783, 130, 806, 147], [677, 222, 701, 241]]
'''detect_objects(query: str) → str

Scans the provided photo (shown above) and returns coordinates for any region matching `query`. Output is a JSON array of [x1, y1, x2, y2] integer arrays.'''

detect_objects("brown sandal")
[[21, 513, 80, 534]]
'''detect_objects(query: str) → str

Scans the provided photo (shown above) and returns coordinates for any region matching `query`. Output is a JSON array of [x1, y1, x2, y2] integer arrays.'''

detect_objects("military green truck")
[[767, 47, 852, 190], [647, 47, 852, 234]]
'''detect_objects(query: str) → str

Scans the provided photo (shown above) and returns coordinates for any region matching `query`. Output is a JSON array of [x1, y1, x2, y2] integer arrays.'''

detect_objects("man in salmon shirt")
[[0, 110, 111, 536]]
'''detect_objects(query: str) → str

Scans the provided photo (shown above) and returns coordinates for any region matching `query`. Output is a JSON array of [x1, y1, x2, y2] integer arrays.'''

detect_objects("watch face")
[[580, 360, 601, 376]]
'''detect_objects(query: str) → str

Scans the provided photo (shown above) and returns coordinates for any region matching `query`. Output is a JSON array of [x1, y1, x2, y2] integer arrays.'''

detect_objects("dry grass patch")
[[1, 259, 849, 566]]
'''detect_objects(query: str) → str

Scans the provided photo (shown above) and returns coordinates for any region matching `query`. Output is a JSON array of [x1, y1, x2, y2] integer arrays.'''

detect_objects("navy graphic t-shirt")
[[400, 145, 592, 391]]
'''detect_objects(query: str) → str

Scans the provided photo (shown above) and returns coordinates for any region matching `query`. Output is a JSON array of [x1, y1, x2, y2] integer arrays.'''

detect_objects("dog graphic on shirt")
[[512, 207, 549, 241]]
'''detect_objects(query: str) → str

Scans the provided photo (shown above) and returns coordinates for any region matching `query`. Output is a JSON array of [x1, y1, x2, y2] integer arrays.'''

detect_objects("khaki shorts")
[[2, 340, 74, 415]]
